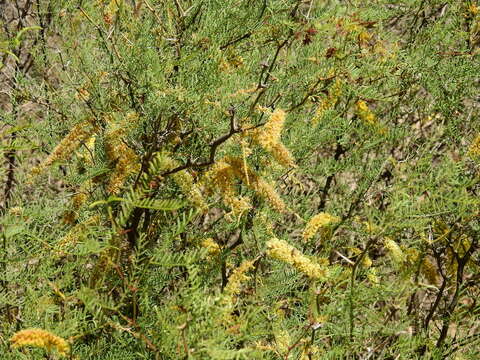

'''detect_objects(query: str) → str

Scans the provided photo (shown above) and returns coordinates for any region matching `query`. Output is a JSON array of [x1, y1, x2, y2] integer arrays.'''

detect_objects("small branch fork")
[[160, 106, 241, 177]]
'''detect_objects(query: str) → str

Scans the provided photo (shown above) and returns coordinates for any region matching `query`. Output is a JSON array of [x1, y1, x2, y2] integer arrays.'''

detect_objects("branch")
[[160, 106, 241, 176]]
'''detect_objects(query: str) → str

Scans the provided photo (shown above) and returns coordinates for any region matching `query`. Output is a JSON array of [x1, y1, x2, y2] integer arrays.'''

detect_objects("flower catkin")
[[356, 100, 376, 125], [29, 119, 97, 179], [468, 134, 480, 157], [227, 157, 286, 212], [384, 238, 405, 265], [55, 215, 100, 257], [251, 109, 296, 168], [302, 212, 340, 241], [105, 114, 141, 194], [160, 156, 208, 212], [273, 329, 291, 355], [422, 257, 440, 285], [202, 238, 221, 256], [266, 238, 328, 280], [312, 79, 342, 126], [204, 160, 251, 217], [206, 157, 286, 213], [10, 329, 69, 356], [171, 168, 208, 212], [224, 260, 255, 298]]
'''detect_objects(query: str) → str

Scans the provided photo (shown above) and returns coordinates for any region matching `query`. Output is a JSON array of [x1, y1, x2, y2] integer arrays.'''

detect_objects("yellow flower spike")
[[55, 215, 100, 257], [202, 238, 221, 256], [251, 109, 296, 168], [224, 260, 255, 298], [468, 134, 480, 158], [422, 257, 440, 285], [162, 156, 208, 212], [362, 254, 373, 268], [468, 3, 478, 16], [107, 145, 140, 194], [266, 238, 328, 280], [356, 100, 377, 125], [29, 119, 97, 181], [226, 157, 286, 212], [312, 79, 342, 126], [254, 177, 286, 212], [104, 114, 142, 194], [384, 237, 405, 265], [241, 138, 251, 186], [256, 109, 286, 146], [75, 134, 96, 167], [204, 156, 286, 213], [229, 85, 257, 98], [273, 329, 291, 355], [10, 328, 70, 357], [367, 267, 380, 285], [302, 212, 340, 241]]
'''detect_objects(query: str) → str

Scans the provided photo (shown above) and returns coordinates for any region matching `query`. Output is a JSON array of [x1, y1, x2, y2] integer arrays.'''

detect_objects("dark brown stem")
[[436, 237, 477, 348], [348, 237, 378, 342], [1, 131, 17, 215], [288, 76, 336, 112], [318, 138, 346, 211], [424, 247, 447, 332]]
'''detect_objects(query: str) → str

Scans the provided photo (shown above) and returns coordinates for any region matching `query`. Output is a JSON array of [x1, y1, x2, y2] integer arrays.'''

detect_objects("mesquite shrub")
[[1, 0, 479, 359]]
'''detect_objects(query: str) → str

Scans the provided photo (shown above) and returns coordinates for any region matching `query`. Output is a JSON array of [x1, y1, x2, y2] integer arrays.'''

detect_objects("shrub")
[[1, 0, 479, 358]]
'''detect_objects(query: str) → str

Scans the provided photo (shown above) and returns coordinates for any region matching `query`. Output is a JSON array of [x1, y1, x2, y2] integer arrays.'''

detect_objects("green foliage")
[[0, 0, 479, 359]]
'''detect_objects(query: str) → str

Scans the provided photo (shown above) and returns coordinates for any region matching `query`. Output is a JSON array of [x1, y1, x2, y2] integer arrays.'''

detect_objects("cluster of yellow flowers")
[[62, 178, 94, 224], [312, 79, 342, 126], [224, 260, 255, 299], [356, 100, 376, 125], [164, 159, 208, 212], [29, 119, 97, 180], [384, 237, 405, 265], [228, 157, 286, 212], [200, 109, 294, 217], [219, 259, 255, 327], [218, 51, 244, 73], [102, 0, 124, 25], [468, 134, 480, 157], [74, 178, 94, 208], [201, 237, 221, 256], [27, 111, 145, 196], [250, 109, 296, 168], [367, 267, 379, 285], [76, 135, 96, 169], [421, 256, 440, 285], [273, 329, 291, 355], [302, 212, 340, 241], [54, 215, 101, 258], [108, 147, 139, 194], [362, 254, 373, 268], [104, 113, 141, 194], [266, 238, 328, 280], [387, 241, 441, 285], [10, 328, 69, 357], [255, 328, 322, 359], [229, 85, 257, 98], [348, 247, 374, 269], [173, 170, 209, 212], [205, 156, 285, 215], [204, 159, 250, 217]]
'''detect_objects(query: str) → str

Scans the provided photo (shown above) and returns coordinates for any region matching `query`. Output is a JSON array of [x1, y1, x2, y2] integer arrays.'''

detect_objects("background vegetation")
[[1, 0, 479, 358]]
